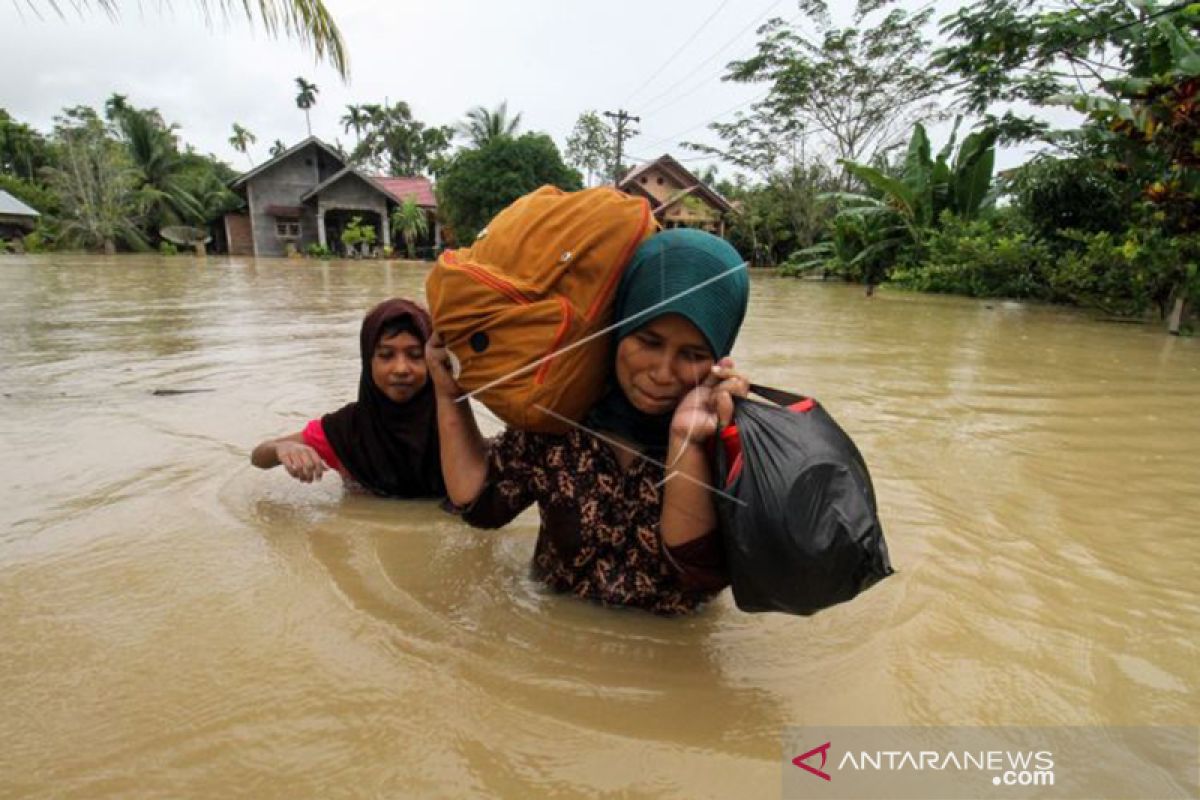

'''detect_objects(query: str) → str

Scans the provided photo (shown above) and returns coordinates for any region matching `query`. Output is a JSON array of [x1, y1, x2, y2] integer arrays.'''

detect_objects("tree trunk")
[[1167, 295, 1190, 335], [103, 239, 116, 256], [193, 241, 206, 257]]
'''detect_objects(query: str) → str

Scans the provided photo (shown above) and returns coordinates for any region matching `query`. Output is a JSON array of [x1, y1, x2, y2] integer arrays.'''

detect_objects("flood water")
[[1, 254, 1196, 798]]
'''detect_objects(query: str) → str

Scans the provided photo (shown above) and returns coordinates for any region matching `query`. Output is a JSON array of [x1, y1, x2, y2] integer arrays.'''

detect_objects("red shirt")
[[302, 418, 346, 476]]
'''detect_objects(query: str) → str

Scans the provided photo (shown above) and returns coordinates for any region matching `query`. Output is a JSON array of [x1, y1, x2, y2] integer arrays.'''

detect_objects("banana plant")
[[791, 120, 998, 288], [838, 120, 998, 236]]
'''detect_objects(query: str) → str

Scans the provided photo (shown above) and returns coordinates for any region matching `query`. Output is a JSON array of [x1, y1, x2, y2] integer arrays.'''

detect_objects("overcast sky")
[[1, 0, 1074, 177]]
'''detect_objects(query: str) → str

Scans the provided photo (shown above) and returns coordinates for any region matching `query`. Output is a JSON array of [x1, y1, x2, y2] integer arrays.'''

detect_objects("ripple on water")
[[3, 261, 1199, 796]]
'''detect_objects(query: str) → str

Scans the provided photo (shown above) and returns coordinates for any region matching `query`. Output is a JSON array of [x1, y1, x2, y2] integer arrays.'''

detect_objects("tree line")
[[686, 0, 1198, 332], [0, 88, 602, 255]]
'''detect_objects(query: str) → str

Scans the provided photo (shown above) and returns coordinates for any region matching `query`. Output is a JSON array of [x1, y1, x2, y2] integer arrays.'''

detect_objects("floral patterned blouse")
[[458, 428, 729, 615]]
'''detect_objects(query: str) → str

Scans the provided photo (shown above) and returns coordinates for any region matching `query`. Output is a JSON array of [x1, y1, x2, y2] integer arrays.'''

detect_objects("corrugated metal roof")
[[0, 190, 40, 218], [372, 177, 436, 207], [229, 136, 345, 190]]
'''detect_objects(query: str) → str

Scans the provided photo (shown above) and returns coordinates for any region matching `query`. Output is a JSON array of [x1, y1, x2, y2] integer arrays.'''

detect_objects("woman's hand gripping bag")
[[425, 185, 655, 433], [715, 385, 893, 615]]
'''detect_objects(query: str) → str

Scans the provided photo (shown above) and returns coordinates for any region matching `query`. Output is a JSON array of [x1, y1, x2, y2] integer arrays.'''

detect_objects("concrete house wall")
[[314, 173, 391, 251], [245, 143, 341, 257]]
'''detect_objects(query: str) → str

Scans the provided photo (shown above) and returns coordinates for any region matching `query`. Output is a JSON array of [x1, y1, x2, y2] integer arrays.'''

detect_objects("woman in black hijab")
[[251, 298, 445, 498]]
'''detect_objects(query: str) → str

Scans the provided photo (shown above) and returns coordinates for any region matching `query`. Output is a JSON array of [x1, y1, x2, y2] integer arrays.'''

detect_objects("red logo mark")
[[792, 741, 832, 781]]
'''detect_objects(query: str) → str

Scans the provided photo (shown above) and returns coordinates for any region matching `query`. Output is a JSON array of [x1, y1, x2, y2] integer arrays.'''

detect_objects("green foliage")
[[0, 108, 54, 181], [27, 0, 348, 78], [798, 121, 1000, 285], [22, 226, 51, 253], [108, 100, 205, 235], [1, 101, 243, 253], [159, 240, 179, 255], [933, 0, 1150, 143], [437, 133, 582, 242], [891, 211, 1055, 299], [350, 101, 454, 176], [700, 0, 940, 176], [339, 215, 376, 253], [306, 242, 332, 258], [0, 174, 59, 216], [782, 202, 905, 286], [390, 196, 428, 259], [1047, 12, 1200, 238], [840, 120, 998, 232], [1009, 156, 1132, 243], [229, 123, 257, 167], [1051, 228, 1196, 317], [565, 110, 614, 187], [42, 106, 147, 253], [295, 76, 318, 136], [458, 101, 522, 148], [341, 105, 369, 144]]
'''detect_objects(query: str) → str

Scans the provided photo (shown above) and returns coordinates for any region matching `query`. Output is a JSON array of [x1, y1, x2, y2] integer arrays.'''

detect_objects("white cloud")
[[0, 0, 1083, 175]]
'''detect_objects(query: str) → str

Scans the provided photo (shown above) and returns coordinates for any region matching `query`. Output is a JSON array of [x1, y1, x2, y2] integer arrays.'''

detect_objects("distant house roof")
[[618, 154, 733, 215], [0, 190, 40, 218], [230, 136, 345, 189], [300, 166, 371, 202], [299, 166, 438, 208], [372, 176, 436, 208]]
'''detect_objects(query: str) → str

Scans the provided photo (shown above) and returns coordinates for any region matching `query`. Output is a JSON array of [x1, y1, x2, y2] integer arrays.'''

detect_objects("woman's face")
[[615, 313, 715, 415], [371, 330, 428, 403]]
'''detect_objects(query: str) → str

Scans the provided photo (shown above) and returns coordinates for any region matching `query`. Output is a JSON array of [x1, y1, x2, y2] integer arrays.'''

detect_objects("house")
[[0, 189, 40, 245], [617, 154, 733, 237], [224, 136, 439, 258]]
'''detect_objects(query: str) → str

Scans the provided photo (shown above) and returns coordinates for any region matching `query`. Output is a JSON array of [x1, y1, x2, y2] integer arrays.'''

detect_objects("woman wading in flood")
[[427, 229, 751, 614]]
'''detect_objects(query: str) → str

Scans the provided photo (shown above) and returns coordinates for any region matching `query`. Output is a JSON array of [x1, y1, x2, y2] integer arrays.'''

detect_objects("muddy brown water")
[[1, 255, 1196, 798]]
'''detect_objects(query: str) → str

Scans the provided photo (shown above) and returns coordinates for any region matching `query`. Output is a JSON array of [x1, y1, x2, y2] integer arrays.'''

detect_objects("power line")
[[622, 0, 735, 107], [640, 12, 805, 118], [633, 0, 791, 114], [636, 1, 1193, 157], [638, 91, 768, 151]]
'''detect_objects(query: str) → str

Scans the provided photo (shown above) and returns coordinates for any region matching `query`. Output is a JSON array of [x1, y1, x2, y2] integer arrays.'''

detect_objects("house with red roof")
[[225, 136, 439, 258]]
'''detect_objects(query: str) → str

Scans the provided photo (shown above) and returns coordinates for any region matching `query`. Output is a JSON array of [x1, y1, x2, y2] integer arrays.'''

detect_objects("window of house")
[[640, 176, 647, 184], [657, 177, 664, 185], [275, 218, 301, 238]]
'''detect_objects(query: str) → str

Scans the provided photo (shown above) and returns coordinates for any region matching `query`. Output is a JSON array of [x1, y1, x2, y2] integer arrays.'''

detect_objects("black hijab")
[[321, 298, 445, 498]]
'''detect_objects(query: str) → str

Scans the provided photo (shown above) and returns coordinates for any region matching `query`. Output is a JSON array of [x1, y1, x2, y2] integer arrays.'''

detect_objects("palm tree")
[[295, 77, 319, 137], [390, 196, 428, 260], [104, 93, 130, 122], [32, 0, 349, 79], [117, 107, 204, 230], [229, 123, 257, 168], [269, 139, 287, 158], [341, 104, 368, 145], [458, 101, 522, 148]]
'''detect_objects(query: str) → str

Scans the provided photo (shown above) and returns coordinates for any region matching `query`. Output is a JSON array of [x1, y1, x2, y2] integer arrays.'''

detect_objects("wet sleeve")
[[663, 530, 730, 593], [301, 419, 344, 473], [455, 429, 542, 530]]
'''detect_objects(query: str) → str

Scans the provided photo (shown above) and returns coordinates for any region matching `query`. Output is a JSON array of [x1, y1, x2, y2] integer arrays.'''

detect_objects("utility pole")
[[604, 109, 639, 184]]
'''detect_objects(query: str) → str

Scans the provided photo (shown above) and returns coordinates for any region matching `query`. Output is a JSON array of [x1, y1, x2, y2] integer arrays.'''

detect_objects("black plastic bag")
[[714, 384, 893, 615]]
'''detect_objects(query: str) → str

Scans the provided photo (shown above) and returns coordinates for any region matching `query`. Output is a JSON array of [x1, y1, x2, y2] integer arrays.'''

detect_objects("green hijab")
[[584, 228, 750, 458]]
